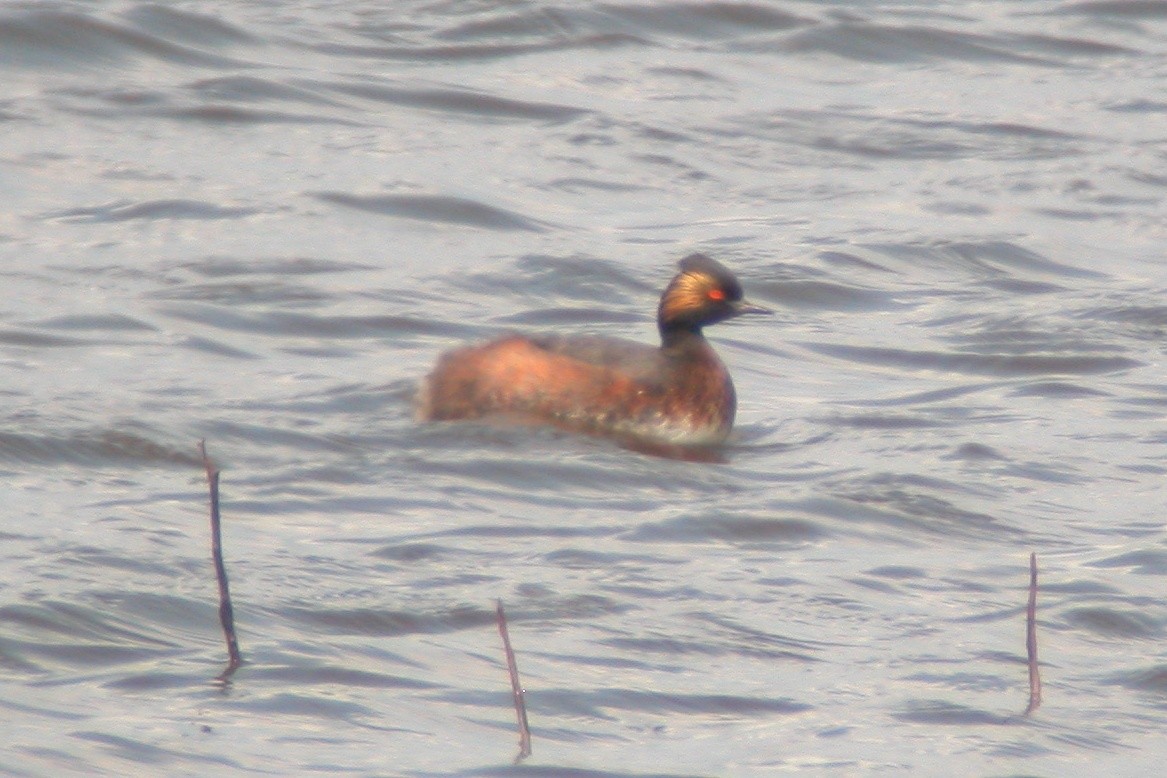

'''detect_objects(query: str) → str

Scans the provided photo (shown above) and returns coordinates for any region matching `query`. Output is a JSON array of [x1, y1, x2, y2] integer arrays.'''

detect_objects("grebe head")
[[657, 253, 770, 339]]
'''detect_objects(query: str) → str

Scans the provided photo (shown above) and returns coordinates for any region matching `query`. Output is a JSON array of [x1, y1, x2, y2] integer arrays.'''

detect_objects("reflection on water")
[[1, 0, 1166, 775]]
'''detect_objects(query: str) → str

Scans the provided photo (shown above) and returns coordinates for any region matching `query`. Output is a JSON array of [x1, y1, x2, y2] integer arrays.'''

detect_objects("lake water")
[[1, 1, 1165, 775]]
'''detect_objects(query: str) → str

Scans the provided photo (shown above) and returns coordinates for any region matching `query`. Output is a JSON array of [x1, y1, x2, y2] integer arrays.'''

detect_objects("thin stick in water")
[[198, 440, 243, 679], [496, 599, 531, 761], [1024, 551, 1041, 716]]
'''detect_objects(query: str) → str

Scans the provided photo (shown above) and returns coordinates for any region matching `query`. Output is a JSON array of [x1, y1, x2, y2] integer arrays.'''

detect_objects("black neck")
[[659, 324, 706, 351]]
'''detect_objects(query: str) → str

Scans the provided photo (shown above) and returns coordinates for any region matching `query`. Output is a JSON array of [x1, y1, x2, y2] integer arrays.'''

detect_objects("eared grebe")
[[418, 253, 769, 448]]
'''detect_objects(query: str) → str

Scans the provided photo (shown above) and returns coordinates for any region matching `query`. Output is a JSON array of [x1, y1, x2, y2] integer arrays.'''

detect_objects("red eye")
[[707, 289, 726, 301]]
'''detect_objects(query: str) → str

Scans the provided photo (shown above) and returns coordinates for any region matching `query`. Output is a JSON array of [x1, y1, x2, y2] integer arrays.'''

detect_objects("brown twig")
[[496, 599, 531, 761], [1023, 551, 1041, 716], [198, 440, 243, 680]]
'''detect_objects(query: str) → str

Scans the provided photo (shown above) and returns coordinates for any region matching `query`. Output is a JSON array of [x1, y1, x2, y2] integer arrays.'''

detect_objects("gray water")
[[2, 1, 1166, 775]]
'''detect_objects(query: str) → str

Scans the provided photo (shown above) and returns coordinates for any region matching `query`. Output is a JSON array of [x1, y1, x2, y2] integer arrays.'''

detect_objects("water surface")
[[1, 1, 1166, 775]]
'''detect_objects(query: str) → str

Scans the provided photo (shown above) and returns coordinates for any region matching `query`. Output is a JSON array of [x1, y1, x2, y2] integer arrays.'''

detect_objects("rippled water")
[[2, 1, 1166, 775]]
